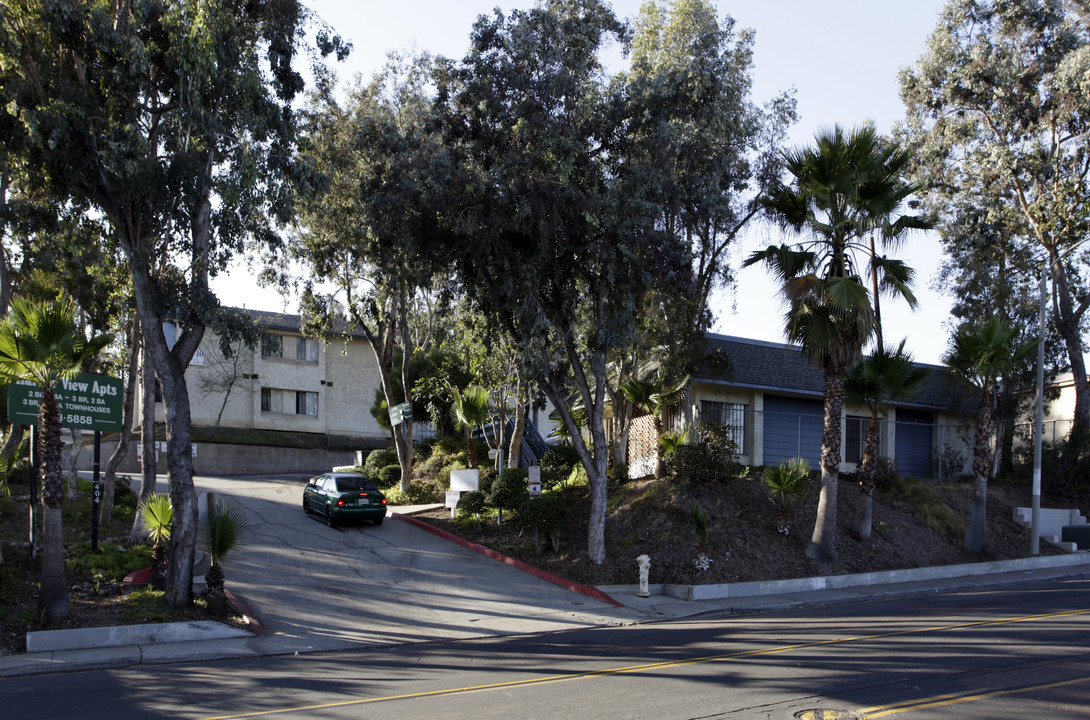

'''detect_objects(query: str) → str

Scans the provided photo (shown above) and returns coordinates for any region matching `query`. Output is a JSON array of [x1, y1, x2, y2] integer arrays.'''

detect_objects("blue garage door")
[[895, 409, 933, 478], [763, 396, 824, 467]]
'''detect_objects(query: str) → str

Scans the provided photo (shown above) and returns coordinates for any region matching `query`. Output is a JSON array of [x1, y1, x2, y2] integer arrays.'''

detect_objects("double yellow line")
[[198, 607, 1090, 720]]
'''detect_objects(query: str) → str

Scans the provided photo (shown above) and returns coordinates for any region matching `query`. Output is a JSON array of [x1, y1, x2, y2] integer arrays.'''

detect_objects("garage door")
[[895, 409, 933, 478], [763, 396, 824, 467]]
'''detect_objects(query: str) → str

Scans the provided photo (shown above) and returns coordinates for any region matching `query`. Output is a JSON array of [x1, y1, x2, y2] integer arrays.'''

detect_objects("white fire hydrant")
[[636, 554, 651, 598]]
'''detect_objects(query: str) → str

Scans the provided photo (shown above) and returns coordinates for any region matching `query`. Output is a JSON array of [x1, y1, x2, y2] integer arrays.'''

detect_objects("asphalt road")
[[5, 575, 1090, 719]]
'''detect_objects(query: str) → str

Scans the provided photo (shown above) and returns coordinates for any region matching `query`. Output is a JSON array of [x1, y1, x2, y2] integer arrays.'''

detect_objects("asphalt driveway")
[[189, 474, 636, 651]]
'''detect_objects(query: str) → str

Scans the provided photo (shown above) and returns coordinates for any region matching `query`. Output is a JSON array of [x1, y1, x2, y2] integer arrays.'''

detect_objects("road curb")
[[391, 512, 624, 608]]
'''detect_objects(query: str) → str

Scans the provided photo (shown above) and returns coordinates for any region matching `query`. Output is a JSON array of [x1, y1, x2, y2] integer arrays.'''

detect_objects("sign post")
[[8, 373, 124, 553]]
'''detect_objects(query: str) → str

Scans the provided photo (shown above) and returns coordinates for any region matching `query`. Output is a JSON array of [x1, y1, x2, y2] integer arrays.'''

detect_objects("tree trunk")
[[850, 413, 881, 541], [807, 366, 844, 571], [130, 341, 159, 544], [652, 416, 665, 480], [1, 423, 24, 464], [38, 390, 70, 623], [101, 319, 140, 527], [131, 271, 203, 609], [508, 372, 527, 469], [66, 427, 83, 500], [963, 388, 994, 554]]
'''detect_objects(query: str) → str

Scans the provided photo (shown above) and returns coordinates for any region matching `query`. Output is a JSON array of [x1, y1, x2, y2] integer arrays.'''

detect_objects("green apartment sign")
[[7, 373, 124, 432], [388, 401, 413, 426]]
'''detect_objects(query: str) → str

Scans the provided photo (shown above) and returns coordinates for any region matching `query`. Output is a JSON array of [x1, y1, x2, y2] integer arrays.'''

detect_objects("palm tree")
[[451, 385, 490, 469], [621, 372, 688, 479], [745, 125, 925, 571], [198, 493, 251, 617], [943, 317, 1039, 554], [0, 297, 111, 623], [762, 457, 812, 535], [139, 492, 173, 590], [844, 341, 930, 540]]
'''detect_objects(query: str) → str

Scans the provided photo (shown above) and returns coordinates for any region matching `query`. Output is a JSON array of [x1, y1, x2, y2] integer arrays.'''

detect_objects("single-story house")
[[628, 333, 977, 480]]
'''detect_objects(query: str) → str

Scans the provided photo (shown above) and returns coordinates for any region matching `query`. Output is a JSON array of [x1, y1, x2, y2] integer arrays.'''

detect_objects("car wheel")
[[325, 507, 336, 528], [372, 516, 384, 526], [303, 497, 311, 514]]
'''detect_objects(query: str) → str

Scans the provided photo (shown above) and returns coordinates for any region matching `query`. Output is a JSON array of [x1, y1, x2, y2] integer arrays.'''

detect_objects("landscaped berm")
[[413, 466, 1069, 590]]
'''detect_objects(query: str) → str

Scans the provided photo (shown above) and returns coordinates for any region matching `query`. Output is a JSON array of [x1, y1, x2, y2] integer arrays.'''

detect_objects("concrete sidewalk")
[[2, 504, 1088, 678]]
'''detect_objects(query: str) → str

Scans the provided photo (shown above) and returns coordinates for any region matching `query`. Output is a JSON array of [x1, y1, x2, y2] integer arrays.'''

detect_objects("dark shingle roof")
[[697, 333, 974, 413], [239, 308, 367, 340]]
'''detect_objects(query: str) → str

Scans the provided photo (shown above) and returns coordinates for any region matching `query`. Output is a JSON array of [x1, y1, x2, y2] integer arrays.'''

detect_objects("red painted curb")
[[225, 589, 268, 636], [391, 512, 624, 608]]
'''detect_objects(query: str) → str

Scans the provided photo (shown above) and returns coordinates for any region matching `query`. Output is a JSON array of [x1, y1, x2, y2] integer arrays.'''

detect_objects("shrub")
[[610, 460, 629, 485], [363, 448, 398, 477], [668, 422, 742, 483], [519, 494, 568, 552], [490, 468, 529, 515], [114, 476, 137, 509], [376, 464, 401, 489], [457, 490, 487, 517], [385, 480, 443, 505], [478, 466, 496, 495], [540, 445, 580, 490], [66, 541, 153, 582], [566, 463, 589, 487], [7, 458, 32, 486]]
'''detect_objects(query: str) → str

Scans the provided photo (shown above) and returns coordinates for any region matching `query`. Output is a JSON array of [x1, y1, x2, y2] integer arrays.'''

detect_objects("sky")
[[212, 0, 955, 363]]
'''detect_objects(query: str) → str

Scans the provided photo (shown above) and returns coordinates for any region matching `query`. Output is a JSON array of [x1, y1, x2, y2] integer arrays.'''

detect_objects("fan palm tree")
[[745, 125, 925, 571], [198, 493, 251, 617], [762, 457, 812, 535], [0, 297, 112, 623], [943, 317, 1039, 554], [139, 492, 173, 590], [451, 385, 490, 469], [844, 341, 931, 540], [621, 372, 689, 479]]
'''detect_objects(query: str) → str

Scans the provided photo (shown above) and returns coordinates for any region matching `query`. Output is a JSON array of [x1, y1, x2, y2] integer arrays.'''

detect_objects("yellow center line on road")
[[194, 607, 1090, 720], [858, 675, 1090, 717]]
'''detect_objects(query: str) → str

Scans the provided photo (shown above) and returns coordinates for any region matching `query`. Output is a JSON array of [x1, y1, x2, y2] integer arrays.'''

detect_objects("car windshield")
[[335, 476, 378, 492]]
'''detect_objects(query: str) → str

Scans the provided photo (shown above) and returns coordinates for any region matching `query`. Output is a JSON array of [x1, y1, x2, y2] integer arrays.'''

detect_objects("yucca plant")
[[763, 458, 812, 536], [198, 494, 252, 616], [139, 493, 173, 589]]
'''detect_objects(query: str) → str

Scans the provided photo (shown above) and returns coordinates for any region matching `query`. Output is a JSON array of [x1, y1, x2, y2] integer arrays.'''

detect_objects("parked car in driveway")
[[303, 472, 387, 527]]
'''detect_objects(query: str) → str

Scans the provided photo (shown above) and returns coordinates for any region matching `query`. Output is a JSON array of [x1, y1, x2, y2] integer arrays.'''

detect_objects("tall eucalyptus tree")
[[0, 0, 346, 606], [901, 0, 1090, 471]]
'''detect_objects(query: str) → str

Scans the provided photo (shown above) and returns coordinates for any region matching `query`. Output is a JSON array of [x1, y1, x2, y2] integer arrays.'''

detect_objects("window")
[[261, 387, 284, 413], [261, 333, 283, 358], [701, 400, 748, 454], [262, 387, 319, 417], [296, 337, 319, 363], [296, 391, 318, 416]]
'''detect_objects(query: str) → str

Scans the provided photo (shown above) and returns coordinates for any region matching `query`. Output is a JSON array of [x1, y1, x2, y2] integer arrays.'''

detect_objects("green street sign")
[[388, 401, 413, 426], [7, 373, 124, 432]]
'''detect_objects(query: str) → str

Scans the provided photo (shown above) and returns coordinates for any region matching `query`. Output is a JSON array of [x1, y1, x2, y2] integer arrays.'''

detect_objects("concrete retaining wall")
[[663, 553, 1090, 601], [76, 439, 358, 476], [599, 553, 1090, 602]]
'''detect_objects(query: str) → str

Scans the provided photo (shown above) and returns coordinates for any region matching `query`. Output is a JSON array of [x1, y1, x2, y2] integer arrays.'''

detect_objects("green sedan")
[[303, 472, 387, 527]]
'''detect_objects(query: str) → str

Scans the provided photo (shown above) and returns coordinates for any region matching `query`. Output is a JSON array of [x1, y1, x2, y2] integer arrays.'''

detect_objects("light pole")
[[1031, 262, 1046, 554]]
